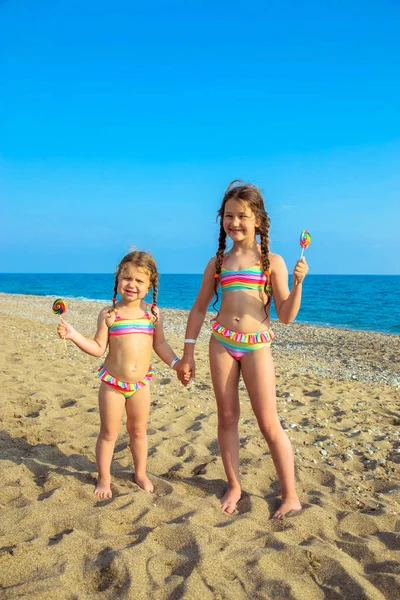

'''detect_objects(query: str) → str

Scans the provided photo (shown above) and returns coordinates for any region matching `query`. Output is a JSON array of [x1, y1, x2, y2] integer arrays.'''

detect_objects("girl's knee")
[[218, 410, 240, 430], [98, 428, 119, 443], [126, 421, 147, 439], [258, 418, 283, 443]]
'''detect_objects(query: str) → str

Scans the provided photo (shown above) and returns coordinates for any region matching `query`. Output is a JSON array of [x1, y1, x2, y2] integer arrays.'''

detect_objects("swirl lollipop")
[[299, 230, 311, 258], [52, 298, 67, 349], [52, 298, 67, 316]]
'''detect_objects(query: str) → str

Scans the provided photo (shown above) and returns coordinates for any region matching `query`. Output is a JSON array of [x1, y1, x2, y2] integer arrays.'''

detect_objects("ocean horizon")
[[1, 273, 399, 335]]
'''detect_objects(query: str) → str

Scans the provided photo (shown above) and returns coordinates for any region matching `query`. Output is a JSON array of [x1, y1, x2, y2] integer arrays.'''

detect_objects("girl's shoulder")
[[269, 252, 281, 263], [269, 253, 287, 274], [100, 305, 116, 327], [206, 256, 217, 269], [200, 256, 217, 278], [99, 304, 115, 318]]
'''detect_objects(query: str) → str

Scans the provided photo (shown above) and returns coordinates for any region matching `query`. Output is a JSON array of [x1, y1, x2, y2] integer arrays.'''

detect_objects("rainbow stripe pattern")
[[300, 230, 311, 249], [210, 318, 274, 360], [109, 308, 155, 337], [52, 298, 67, 315], [219, 261, 272, 293], [98, 364, 154, 398]]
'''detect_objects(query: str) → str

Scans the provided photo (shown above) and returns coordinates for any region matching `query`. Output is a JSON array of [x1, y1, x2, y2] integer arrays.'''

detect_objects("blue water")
[[0, 273, 399, 335]]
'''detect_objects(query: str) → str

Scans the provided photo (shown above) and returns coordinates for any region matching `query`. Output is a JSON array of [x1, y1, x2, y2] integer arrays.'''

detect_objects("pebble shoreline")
[[1, 292, 399, 387]]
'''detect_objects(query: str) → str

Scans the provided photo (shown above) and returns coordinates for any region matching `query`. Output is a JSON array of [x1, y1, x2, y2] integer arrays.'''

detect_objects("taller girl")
[[179, 181, 308, 518]]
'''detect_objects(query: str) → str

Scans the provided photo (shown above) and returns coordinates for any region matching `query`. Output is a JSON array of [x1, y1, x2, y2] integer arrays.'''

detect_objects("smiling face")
[[223, 199, 259, 242], [117, 263, 151, 302]]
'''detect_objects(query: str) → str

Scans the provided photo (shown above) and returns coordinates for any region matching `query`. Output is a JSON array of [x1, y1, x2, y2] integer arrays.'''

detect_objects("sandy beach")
[[0, 293, 399, 599]]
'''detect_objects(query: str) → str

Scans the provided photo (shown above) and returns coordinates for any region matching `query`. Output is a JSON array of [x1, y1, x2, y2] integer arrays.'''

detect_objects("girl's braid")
[[108, 267, 121, 317], [151, 277, 159, 323], [212, 223, 227, 310], [258, 214, 272, 314]]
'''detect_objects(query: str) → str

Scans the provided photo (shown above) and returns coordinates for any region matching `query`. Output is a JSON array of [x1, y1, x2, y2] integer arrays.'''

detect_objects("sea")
[[0, 273, 399, 335]]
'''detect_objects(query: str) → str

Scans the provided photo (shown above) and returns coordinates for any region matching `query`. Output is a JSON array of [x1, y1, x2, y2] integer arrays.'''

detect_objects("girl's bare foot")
[[220, 485, 241, 514], [95, 478, 112, 499], [272, 497, 302, 519], [134, 474, 154, 493]]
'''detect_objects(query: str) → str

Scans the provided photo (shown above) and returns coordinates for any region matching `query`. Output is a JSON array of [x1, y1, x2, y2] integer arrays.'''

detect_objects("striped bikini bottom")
[[210, 318, 274, 361], [98, 364, 154, 399]]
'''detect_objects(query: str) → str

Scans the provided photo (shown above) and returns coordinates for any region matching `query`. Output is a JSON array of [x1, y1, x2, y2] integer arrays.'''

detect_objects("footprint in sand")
[[0, 545, 16, 555], [304, 389, 323, 398], [173, 444, 188, 458], [38, 488, 57, 501], [186, 422, 202, 432], [61, 399, 77, 408], [27, 411, 40, 418], [48, 528, 73, 546], [91, 547, 130, 593]]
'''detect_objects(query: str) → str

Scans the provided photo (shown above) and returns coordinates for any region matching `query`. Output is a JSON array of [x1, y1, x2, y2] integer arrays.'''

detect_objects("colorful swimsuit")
[[219, 259, 272, 294], [98, 305, 155, 398], [212, 260, 274, 360], [98, 365, 155, 399]]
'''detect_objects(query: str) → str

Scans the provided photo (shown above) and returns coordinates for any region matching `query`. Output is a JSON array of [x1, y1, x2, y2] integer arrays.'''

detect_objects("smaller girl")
[[57, 251, 187, 499]]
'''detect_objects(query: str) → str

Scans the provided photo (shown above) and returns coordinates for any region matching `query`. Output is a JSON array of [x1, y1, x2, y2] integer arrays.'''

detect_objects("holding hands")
[[176, 356, 195, 385]]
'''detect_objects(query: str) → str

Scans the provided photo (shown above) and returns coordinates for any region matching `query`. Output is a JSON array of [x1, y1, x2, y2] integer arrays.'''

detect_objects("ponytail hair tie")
[[214, 273, 219, 279], [112, 296, 116, 302]]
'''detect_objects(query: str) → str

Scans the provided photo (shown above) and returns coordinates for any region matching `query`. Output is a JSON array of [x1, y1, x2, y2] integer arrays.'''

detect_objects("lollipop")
[[52, 298, 67, 349], [52, 298, 67, 316], [295, 230, 311, 286], [299, 230, 311, 258]]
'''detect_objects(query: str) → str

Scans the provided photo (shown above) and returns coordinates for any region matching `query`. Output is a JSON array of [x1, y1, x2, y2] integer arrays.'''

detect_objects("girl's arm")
[[57, 308, 110, 357], [152, 307, 180, 368], [178, 258, 217, 380], [270, 254, 309, 324]]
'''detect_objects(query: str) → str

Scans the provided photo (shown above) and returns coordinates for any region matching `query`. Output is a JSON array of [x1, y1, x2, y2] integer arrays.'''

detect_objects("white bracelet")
[[170, 357, 180, 368], [184, 338, 196, 344]]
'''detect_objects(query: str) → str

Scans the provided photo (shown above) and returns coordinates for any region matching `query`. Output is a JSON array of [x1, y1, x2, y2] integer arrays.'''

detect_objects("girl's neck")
[[231, 239, 259, 254], [117, 298, 144, 310]]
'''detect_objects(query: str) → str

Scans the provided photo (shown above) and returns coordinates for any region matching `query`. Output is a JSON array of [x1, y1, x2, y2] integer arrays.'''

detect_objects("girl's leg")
[[209, 335, 241, 514], [96, 383, 126, 499], [240, 348, 302, 519], [125, 384, 153, 492]]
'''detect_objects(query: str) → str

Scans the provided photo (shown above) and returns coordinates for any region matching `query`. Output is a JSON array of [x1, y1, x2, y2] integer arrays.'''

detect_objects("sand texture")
[[0, 294, 399, 599]]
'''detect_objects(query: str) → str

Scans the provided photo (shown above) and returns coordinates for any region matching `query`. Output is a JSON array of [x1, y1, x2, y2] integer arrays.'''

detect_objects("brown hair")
[[110, 251, 159, 321], [213, 180, 272, 314]]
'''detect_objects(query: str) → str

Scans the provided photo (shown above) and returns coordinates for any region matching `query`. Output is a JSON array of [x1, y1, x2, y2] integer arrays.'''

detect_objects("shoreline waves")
[[1, 273, 400, 335], [0, 293, 399, 599]]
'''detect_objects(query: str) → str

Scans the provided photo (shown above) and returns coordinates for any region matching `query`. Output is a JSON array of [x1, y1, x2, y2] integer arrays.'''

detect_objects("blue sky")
[[1, 0, 399, 274]]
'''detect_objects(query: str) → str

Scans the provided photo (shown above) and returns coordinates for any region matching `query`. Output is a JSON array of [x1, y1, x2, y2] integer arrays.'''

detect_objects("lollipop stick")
[[60, 315, 67, 351], [296, 249, 305, 285]]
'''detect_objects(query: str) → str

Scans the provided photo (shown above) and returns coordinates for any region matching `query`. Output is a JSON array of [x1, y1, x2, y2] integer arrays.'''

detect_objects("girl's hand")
[[181, 370, 192, 387], [177, 357, 195, 385], [57, 317, 75, 340], [172, 360, 191, 387], [293, 257, 309, 285]]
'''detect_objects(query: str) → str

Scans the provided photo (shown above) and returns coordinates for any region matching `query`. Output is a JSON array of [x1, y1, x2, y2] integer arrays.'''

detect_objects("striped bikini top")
[[109, 305, 155, 337], [219, 260, 272, 293]]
